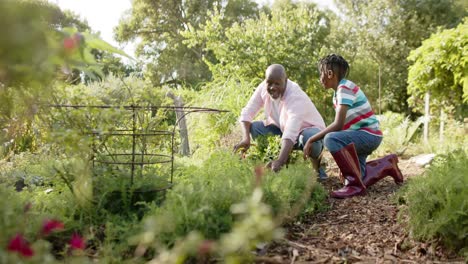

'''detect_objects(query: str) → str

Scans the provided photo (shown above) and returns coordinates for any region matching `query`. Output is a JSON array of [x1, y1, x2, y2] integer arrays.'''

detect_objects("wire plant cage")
[[48, 104, 227, 208]]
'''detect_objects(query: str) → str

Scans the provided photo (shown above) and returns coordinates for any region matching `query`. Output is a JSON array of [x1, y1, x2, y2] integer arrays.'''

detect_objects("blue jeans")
[[323, 130, 382, 179], [250, 121, 327, 178]]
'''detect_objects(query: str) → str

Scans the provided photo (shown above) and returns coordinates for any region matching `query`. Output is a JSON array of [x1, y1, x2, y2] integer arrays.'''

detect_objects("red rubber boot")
[[330, 143, 366, 199], [363, 154, 404, 187]]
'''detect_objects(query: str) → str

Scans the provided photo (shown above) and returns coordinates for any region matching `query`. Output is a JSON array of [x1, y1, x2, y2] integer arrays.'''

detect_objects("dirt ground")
[[258, 155, 465, 264]]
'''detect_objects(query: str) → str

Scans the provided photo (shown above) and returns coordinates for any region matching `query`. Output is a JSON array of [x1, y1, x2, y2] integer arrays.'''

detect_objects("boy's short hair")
[[318, 54, 349, 80]]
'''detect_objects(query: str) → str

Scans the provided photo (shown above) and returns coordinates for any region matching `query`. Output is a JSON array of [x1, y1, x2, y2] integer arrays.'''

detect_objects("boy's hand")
[[303, 139, 313, 160]]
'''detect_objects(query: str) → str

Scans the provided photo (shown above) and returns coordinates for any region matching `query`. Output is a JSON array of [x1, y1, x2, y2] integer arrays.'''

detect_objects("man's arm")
[[235, 83, 265, 153], [266, 138, 294, 172], [233, 121, 252, 153]]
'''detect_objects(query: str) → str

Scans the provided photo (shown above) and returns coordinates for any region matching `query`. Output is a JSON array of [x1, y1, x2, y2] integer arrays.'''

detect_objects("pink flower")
[[7, 234, 34, 257], [41, 219, 64, 236], [69, 233, 85, 250]]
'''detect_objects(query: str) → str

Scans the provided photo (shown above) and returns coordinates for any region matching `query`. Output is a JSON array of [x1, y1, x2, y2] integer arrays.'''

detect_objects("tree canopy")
[[334, 0, 466, 114], [183, 1, 328, 86], [115, 0, 260, 87], [407, 19, 468, 117]]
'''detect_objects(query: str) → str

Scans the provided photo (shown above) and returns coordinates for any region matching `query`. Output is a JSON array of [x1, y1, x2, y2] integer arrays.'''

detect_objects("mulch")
[[258, 157, 465, 264]]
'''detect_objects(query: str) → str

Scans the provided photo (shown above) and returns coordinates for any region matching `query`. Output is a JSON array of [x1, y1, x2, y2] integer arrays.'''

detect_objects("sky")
[[50, 0, 338, 59]]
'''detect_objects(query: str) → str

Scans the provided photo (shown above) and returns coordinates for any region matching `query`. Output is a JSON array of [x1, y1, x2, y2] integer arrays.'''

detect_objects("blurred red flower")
[[198, 240, 214, 255], [69, 233, 85, 250], [254, 165, 265, 187], [23, 202, 32, 213], [41, 219, 64, 236], [7, 234, 34, 257]]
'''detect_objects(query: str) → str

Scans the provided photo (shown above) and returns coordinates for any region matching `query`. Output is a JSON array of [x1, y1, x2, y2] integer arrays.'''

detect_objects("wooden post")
[[439, 108, 445, 143], [423, 92, 430, 143], [378, 65, 381, 115]]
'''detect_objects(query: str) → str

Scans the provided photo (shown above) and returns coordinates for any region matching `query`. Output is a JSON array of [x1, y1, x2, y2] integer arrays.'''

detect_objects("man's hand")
[[266, 159, 284, 172], [303, 138, 314, 160], [233, 139, 251, 154]]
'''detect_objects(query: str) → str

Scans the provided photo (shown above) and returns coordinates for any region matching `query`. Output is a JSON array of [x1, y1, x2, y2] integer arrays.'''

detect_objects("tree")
[[407, 19, 468, 118], [186, 1, 328, 83], [115, 0, 260, 87], [334, 0, 466, 114], [0, 0, 130, 155], [182, 1, 334, 119]]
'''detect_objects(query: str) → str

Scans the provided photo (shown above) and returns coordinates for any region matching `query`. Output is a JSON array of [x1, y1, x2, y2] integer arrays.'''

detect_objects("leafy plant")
[[134, 151, 325, 248], [407, 18, 468, 117], [372, 111, 423, 157], [245, 134, 300, 164], [398, 149, 468, 257]]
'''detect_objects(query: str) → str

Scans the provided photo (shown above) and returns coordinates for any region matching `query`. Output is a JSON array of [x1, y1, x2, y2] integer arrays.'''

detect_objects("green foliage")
[[245, 134, 300, 164], [373, 111, 467, 157], [246, 135, 282, 163], [143, 151, 253, 244], [0, 0, 132, 157], [372, 112, 423, 157], [262, 162, 326, 219], [407, 18, 468, 117], [183, 2, 329, 89], [186, 74, 258, 154], [116, 0, 259, 86], [136, 151, 324, 247], [0, 186, 29, 240], [408, 117, 468, 156], [335, 0, 466, 113], [0, 184, 93, 263], [398, 150, 468, 257], [183, 2, 333, 152], [217, 188, 283, 263], [143, 188, 282, 263]]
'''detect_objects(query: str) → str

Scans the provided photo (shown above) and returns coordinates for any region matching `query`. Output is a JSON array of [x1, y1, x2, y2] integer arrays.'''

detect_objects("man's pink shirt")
[[239, 79, 325, 144]]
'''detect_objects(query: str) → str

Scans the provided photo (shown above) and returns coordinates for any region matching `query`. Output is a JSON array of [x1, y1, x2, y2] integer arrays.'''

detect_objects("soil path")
[[261, 156, 465, 263]]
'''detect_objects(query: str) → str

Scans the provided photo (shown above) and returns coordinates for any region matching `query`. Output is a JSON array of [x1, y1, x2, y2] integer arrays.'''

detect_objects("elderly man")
[[234, 64, 327, 177]]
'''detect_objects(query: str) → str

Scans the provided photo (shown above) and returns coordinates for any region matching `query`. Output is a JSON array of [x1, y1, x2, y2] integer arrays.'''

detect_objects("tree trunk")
[[166, 91, 190, 156]]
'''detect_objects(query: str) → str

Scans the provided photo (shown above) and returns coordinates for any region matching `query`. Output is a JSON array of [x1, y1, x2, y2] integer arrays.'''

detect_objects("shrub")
[[399, 149, 468, 257], [372, 111, 422, 157], [138, 151, 325, 246]]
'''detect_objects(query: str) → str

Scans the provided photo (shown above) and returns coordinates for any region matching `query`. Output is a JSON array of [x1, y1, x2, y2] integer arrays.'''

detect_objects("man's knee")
[[249, 121, 264, 139], [303, 140, 323, 159], [250, 121, 281, 140]]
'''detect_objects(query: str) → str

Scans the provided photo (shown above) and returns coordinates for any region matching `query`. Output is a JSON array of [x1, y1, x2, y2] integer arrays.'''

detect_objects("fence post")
[[439, 108, 445, 143], [423, 92, 430, 143], [378, 65, 381, 115]]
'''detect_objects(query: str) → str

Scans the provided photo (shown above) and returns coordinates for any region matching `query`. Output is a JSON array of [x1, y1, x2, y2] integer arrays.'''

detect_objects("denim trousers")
[[323, 130, 382, 179], [250, 121, 327, 178]]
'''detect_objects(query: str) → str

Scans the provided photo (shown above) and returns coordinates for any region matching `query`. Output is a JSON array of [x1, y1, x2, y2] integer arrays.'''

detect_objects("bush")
[[372, 111, 422, 157], [399, 149, 468, 257], [139, 151, 325, 246]]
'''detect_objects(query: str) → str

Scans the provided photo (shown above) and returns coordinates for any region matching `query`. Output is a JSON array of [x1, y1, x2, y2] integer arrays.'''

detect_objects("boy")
[[303, 54, 403, 198]]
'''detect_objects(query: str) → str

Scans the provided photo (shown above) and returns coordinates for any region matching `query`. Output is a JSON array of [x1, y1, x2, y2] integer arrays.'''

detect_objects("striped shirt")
[[333, 79, 382, 137]]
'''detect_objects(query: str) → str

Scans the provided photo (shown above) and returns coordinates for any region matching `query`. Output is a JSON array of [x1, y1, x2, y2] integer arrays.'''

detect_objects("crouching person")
[[303, 54, 403, 198], [234, 64, 327, 178]]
